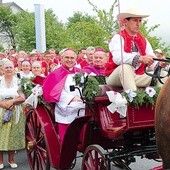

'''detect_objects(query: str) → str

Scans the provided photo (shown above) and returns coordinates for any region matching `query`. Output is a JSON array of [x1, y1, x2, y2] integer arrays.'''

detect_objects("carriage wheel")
[[25, 106, 50, 170], [82, 145, 109, 170]]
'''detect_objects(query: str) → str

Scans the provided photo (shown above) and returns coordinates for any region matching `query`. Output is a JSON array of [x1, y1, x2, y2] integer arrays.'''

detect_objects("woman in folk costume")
[[19, 60, 33, 79], [43, 48, 85, 143], [105, 7, 167, 91], [0, 60, 25, 169]]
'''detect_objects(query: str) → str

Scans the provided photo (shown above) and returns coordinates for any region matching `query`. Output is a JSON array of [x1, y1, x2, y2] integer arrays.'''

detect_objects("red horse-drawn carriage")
[[23, 73, 162, 170]]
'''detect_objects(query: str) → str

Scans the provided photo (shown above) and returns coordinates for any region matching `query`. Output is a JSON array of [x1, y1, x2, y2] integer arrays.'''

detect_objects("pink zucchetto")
[[95, 48, 106, 53]]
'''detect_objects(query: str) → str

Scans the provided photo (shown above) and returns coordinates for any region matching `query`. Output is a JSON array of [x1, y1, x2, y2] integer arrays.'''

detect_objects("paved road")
[[2, 149, 28, 170], [1, 149, 162, 170]]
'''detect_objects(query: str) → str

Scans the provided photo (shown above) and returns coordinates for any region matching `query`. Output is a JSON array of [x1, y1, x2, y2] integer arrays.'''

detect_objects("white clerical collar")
[[69, 68, 73, 71], [62, 65, 74, 72]]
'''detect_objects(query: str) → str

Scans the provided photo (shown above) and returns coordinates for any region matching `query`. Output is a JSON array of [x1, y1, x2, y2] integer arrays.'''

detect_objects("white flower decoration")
[[80, 73, 88, 83], [125, 89, 137, 102], [106, 91, 127, 117], [92, 91, 97, 94], [80, 75, 85, 83], [24, 83, 27, 90], [145, 87, 156, 97]]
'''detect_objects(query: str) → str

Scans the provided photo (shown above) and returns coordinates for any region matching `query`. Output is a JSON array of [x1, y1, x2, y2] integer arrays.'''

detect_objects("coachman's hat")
[[117, 7, 149, 23]]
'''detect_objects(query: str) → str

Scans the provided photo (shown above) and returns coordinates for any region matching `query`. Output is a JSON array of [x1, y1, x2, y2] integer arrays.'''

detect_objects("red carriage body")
[[93, 96, 155, 139], [24, 85, 159, 170]]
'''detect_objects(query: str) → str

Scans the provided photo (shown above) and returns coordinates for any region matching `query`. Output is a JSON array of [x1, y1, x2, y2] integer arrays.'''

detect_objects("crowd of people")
[[0, 46, 108, 81], [0, 46, 109, 169], [0, 6, 168, 169]]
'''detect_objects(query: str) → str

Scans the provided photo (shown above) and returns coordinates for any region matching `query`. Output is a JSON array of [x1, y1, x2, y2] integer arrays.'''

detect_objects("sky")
[[3, 0, 170, 45]]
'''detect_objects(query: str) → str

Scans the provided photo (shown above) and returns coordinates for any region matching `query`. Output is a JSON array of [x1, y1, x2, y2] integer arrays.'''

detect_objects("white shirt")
[[109, 34, 156, 70], [0, 76, 23, 124], [54, 74, 85, 124]]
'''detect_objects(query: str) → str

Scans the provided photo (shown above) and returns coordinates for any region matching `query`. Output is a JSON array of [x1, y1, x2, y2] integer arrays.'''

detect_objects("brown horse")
[[155, 77, 170, 169]]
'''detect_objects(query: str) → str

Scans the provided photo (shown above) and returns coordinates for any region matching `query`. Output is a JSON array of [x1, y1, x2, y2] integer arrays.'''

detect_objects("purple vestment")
[[83, 65, 105, 75], [43, 66, 82, 102]]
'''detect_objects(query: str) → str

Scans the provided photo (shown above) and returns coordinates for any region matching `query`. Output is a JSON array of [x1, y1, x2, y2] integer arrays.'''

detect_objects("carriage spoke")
[[87, 151, 94, 168], [99, 158, 104, 170], [25, 105, 50, 170], [36, 151, 43, 170], [33, 150, 37, 169], [37, 149, 46, 166], [82, 145, 108, 170], [94, 150, 99, 170], [36, 134, 45, 145], [37, 145, 46, 153], [27, 122, 35, 140], [84, 161, 91, 170]]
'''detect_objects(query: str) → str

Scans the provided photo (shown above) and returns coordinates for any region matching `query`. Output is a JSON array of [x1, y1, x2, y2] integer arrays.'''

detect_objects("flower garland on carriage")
[[73, 73, 161, 108], [73, 73, 161, 117], [19, 74, 161, 112]]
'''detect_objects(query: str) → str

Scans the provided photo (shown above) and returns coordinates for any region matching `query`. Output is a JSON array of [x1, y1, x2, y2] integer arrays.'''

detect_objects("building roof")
[[2, 2, 24, 11]]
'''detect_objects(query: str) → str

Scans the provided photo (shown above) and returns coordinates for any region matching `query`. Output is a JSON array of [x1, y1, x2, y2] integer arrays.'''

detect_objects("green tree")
[[140, 21, 170, 55], [87, 0, 170, 55], [87, 0, 118, 37], [66, 12, 109, 50], [0, 5, 17, 48], [45, 9, 65, 52], [66, 0, 118, 50], [15, 9, 65, 52], [67, 11, 96, 28], [15, 11, 35, 52], [64, 21, 108, 50]]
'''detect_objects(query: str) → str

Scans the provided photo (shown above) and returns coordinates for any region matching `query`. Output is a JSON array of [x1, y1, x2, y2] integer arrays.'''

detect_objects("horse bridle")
[[145, 58, 170, 85]]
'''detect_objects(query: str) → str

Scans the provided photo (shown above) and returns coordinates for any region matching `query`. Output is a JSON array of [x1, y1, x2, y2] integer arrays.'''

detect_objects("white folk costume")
[[19, 71, 33, 79], [0, 76, 25, 150], [105, 29, 156, 91]]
